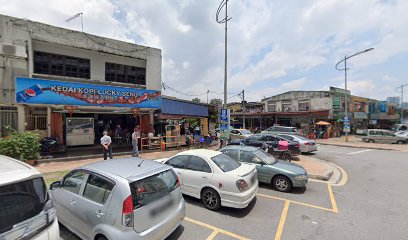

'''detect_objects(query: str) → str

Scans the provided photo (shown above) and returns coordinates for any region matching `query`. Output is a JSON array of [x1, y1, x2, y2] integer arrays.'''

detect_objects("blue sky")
[[1, 0, 407, 103]]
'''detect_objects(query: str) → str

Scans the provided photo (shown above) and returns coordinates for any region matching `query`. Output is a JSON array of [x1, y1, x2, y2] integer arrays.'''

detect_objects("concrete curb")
[[317, 142, 401, 151], [295, 155, 334, 181]]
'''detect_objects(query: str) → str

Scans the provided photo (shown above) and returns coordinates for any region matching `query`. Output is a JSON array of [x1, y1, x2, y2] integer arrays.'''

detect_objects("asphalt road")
[[60, 145, 408, 240]]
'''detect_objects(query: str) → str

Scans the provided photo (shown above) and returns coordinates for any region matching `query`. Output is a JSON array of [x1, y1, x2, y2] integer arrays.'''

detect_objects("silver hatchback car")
[[49, 158, 185, 240]]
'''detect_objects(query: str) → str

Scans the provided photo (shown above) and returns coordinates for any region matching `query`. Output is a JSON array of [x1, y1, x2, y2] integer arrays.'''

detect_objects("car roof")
[[0, 155, 42, 186], [221, 145, 259, 152], [176, 149, 222, 158], [80, 157, 170, 181]]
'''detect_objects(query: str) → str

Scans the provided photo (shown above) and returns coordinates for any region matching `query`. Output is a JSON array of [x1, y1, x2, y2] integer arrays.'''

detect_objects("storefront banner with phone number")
[[15, 77, 161, 108]]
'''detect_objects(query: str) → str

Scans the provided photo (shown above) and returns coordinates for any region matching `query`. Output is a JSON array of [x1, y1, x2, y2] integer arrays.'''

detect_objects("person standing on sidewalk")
[[101, 131, 113, 160], [132, 128, 140, 157]]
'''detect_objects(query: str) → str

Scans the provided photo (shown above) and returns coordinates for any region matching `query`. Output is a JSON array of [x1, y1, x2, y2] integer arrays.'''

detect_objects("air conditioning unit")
[[0, 43, 27, 59]]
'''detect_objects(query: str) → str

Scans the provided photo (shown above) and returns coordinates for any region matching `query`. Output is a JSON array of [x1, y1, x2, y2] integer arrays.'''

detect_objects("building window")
[[34, 51, 90, 79], [105, 62, 146, 85], [267, 102, 276, 112], [298, 100, 310, 111], [282, 102, 292, 112]]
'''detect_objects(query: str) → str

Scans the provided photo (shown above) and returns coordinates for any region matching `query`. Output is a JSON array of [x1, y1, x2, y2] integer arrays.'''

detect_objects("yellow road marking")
[[274, 201, 290, 240], [327, 183, 338, 213], [257, 193, 335, 212], [207, 230, 219, 240], [185, 217, 250, 240]]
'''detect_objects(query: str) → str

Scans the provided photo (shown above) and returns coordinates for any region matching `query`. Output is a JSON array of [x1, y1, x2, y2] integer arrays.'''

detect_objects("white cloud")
[[1, 0, 408, 103]]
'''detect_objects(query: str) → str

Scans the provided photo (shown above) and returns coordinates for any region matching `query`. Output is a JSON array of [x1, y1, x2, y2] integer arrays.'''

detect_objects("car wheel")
[[97, 236, 108, 240], [397, 140, 404, 145], [368, 139, 375, 143], [272, 175, 293, 192], [201, 188, 221, 210]]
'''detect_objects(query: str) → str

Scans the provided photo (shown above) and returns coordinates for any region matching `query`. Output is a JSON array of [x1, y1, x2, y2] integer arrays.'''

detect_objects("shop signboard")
[[333, 96, 341, 109], [354, 112, 368, 119], [219, 108, 230, 139], [15, 77, 161, 108]]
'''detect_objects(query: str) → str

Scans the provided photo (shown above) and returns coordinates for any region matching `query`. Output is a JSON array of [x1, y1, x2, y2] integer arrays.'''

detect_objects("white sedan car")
[[157, 149, 258, 210]]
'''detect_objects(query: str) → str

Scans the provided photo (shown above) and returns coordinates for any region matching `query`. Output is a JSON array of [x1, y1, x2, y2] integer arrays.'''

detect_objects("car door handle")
[[202, 176, 207, 179], [96, 211, 104, 218], [70, 200, 77, 206]]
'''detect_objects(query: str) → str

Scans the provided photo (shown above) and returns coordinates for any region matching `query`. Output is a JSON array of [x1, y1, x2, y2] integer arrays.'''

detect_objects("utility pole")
[[242, 90, 246, 129], [396, 83, 408, 123], [207, 90, 210, 105]]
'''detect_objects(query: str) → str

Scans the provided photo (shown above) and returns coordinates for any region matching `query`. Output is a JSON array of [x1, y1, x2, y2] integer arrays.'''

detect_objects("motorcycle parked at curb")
[[40, 137, 67, 154]]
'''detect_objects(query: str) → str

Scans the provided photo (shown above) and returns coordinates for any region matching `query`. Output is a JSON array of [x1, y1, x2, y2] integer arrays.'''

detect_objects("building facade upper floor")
[[0, 14, 162, 105]]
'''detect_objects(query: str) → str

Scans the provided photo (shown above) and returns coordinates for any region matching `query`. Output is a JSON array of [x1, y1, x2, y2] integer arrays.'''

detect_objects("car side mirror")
[[50, 181, 61, 190]]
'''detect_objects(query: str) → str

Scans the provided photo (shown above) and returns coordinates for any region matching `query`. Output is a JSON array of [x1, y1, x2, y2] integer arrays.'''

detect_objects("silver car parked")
[[277, 134, 318, 153], [362, 129, 407, 144], [49, 158, 185, 240]]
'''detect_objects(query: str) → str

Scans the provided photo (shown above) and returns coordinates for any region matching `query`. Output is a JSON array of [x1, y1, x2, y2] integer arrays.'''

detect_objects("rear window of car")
[[211, 153, 241, 172], [0, 177, 48, 234], [248, 135, 263, 140], [129, 169, 178, 210]]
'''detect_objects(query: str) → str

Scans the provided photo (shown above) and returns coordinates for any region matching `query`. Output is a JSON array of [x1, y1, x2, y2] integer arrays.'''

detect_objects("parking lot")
[[61, 180, 339, 240]]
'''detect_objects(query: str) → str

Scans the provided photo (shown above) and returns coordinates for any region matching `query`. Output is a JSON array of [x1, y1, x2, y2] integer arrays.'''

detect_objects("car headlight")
[[294, 175, 307, 180]]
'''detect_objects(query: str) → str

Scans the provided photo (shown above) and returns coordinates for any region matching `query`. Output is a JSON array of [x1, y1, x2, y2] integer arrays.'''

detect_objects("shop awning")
[[161, 98, 208, 117]]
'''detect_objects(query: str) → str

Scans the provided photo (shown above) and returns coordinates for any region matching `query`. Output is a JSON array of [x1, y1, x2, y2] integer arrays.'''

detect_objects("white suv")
[[0, 155, 60, 240]]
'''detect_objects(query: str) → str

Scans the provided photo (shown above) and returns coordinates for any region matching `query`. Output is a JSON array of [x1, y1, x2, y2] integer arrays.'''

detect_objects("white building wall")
[[0, 14, 162, 134]]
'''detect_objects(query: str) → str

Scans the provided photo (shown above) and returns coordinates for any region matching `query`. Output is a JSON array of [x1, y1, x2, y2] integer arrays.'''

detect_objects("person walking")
[[131, 128, 140, 157], [101, 131, 112, 160]]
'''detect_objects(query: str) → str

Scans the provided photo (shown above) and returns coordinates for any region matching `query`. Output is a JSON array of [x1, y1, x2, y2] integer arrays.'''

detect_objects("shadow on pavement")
[[166, 225, 185, 240], [183, 194, 256, 218], [259, 182, 306, 195]]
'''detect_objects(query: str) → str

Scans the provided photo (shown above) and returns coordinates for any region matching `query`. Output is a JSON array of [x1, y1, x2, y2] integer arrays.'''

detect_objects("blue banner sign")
[[219, 108, 230, 140], [15, 77, 161, 108]]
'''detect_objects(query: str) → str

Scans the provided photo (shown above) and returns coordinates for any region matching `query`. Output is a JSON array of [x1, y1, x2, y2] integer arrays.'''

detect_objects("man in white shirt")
[[131, 127, 140, 157], [100, 131, 112, 160]]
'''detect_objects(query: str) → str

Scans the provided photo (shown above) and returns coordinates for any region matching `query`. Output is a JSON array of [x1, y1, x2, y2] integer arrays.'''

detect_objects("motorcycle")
[[40, 137, 67, 154]]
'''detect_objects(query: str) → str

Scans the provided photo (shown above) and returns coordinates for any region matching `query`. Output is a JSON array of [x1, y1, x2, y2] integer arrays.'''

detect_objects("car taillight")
[[296, 143, 300, 148], [122, 195, 134, 227], [176, 176, 181, 188], [236, 179, 249, 192], [304, 142, 311, 146]]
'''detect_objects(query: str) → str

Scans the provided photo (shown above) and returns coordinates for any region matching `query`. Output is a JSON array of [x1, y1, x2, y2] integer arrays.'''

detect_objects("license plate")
[[150, 196, 174, 218], [250, 172, 257, 185]]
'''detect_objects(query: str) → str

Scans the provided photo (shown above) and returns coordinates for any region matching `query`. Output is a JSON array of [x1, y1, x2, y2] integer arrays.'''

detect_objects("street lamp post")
[[335, 48, 374, 142], [216, 0, 231, 109]]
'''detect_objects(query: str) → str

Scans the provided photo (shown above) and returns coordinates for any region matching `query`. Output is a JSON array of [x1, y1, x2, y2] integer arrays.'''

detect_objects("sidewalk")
[[37, 145, 218, 174], [37, 146, 334, 182], [293, 155, 334, 181], [315, 136, 408, 152]]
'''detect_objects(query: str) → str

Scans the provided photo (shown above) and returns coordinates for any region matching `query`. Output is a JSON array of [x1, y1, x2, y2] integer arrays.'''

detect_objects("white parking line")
[[347, 149, 373, 155]]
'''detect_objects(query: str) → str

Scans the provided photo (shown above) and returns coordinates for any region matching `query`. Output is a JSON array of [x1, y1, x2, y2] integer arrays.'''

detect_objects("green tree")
[[192, 97, 202, 103], [209, 98, 222, 106]]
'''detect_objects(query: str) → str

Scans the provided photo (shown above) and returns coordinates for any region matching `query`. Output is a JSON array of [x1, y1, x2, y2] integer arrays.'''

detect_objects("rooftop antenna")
[[66, 12, 83, 32], [137, 159, 145, 167]]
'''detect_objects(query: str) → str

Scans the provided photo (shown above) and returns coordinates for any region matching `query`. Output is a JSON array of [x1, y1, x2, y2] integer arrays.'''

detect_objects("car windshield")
[[254, 149, 277, 165], [211, 153, 241, 172], [240, 130, 252, 134], [296, 135, 310, 141]]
